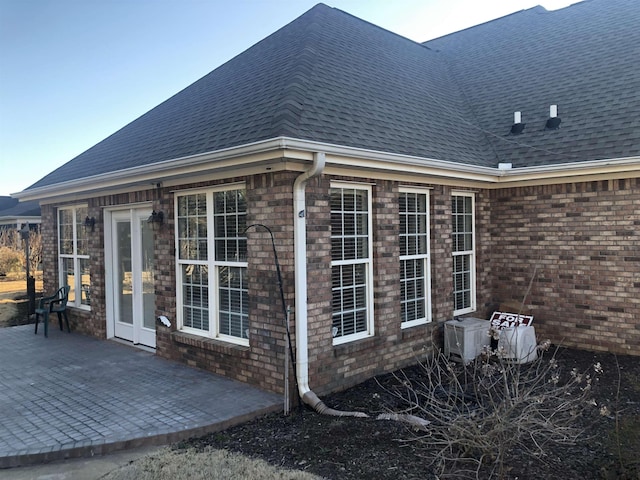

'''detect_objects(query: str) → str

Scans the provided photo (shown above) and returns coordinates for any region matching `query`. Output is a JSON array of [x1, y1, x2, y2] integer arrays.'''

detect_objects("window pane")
[[331, 187, 369, 262], [218, 266, 248, 339], [75, 207, 88, 256], [452, 195, 473, 253], [79, 258, 91, 306], [182, 264, 209, 331], [453, 254, 472, 310], [62, 258, 75, 304], [400, 192, 428, 256], [177, 194, 208, 261], [331, 263, 368, 338], [401, 258, 426, 324], [213, 190, 247, 262], [58, 210, 74, 255]]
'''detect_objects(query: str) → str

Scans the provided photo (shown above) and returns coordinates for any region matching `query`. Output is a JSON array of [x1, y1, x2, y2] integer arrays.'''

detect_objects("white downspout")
[[293, 152, 367, 417]]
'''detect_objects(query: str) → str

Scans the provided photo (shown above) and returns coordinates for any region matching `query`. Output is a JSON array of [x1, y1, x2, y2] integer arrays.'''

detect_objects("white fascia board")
[[13, 136, 640, 201], [280, 138, 498, 179], [494, 156, 640, 182], [0, 216, 41, 224], [13, 138, 290, 202], [279, 139, 640, 185]]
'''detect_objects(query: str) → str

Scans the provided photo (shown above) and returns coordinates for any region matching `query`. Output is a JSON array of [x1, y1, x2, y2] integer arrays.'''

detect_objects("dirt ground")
[[0, 276, 41, 327], [180, 347, 640, 480]]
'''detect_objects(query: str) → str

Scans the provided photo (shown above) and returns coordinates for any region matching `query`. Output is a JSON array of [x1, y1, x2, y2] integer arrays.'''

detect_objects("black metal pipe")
[[244, 223, 301, 409]]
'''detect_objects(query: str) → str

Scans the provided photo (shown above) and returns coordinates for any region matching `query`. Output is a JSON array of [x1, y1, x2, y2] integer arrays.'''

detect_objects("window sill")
[[172, 331, 251, 358], [69, 305, 91, 313]]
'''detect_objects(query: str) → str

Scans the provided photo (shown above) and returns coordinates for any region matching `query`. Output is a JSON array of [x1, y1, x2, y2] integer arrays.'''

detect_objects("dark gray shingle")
[[27, 0, 640, 191], [27, 4, 493, 190], [425, 0, 640, 167]]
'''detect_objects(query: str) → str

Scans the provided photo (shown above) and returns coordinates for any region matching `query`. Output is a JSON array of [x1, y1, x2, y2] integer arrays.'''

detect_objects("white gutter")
[[292, 152, 367, 417], [12, 138, 292, 201], [13, 135, 640, 201]]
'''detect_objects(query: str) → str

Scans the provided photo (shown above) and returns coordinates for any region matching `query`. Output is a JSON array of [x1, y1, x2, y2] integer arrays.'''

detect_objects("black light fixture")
[[147, 210, 164, 224], [84, 216, 96, 232], [510, 111, 525, 134]]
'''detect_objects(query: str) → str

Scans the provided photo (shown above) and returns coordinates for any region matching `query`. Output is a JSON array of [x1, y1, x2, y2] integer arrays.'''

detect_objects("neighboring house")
[[0, 197, 41, 231], [14, 0, 640, 405]]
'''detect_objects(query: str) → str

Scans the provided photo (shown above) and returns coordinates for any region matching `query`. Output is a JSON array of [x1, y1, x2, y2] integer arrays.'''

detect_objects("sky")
[[0, 0, 582, 197]]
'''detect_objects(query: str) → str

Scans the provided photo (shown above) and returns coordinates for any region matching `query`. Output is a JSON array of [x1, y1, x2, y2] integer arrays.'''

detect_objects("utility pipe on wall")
[[293, 152, 368, 418]]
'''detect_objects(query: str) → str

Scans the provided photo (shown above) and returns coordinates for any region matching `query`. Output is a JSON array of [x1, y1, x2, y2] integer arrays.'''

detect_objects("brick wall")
[[488, 178, 640, 355], [39, 170, 637, 402], [40, 202, 103, 337], [40, 204, 58, 297], [156, 173, 297, 396], [304, 176, 446, 396], [130, 174, 483, 397]]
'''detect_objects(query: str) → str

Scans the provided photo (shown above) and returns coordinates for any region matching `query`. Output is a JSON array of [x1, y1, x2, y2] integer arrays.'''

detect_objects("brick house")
[[14, 0, 640, 406]]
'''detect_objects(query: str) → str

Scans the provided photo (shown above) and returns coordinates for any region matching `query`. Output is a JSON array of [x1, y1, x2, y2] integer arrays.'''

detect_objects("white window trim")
[[330, 181, 374, 346], [175, 184, 249, 346], [57, 205, 91, 311], [452, 191, 476, 316], [399, 187, 431, 328]]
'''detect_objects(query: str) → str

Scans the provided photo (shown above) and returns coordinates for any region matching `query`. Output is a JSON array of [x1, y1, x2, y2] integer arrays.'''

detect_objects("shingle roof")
[[0, 197, 40, 217], [424, 0, 640, 167], [26, 4, 494, 191], [26, 0, 640, 191]]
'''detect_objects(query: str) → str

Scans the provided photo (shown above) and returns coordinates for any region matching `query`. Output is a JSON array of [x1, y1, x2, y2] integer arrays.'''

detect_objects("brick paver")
[[0, 325, 281, 468]]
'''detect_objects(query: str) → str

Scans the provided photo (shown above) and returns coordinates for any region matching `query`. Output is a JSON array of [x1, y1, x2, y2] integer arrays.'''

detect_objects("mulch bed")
[[180, 347, 640, 480]]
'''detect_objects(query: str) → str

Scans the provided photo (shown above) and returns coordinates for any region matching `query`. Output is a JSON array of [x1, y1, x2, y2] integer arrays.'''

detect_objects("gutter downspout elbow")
[[293, 153, 368, 418]]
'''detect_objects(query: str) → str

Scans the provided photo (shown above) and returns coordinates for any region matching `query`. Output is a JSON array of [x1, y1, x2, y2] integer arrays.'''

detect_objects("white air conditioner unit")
[[498, 326, 538, 364], [444, 317, 490, 363]]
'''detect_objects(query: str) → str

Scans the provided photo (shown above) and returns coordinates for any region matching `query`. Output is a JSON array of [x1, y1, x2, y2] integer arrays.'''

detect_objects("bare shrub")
[[382, 343, 600, 479], [0, 246, 23, 275], [0, 228, 42, 276], [0, 228, 21, 250]]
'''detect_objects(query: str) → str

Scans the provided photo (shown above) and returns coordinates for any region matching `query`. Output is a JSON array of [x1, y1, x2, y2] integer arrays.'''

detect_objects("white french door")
[[107, 207, 156, 348]]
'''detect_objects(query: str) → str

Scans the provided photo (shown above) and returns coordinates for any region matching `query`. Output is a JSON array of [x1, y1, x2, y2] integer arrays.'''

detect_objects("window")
[[452, 192, 476, 314], [58, 206, 91, 308], [176, 187, 248, 344], [399, 189, 431, 327], [330, 183, 373, 344]]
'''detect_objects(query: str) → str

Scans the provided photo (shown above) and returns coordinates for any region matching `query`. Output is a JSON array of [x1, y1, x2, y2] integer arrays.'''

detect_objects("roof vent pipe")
[[293, 152, 368, 418], [545, 105, 561, 130], [514, 111, 521, 124], [510, 111, 525, 134]]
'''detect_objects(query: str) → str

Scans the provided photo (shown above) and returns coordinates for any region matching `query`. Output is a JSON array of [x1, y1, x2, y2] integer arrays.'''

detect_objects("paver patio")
[[0, 324, 281, 468]]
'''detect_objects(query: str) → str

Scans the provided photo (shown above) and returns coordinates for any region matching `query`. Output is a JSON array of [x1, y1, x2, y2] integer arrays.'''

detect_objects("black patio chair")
[[34, 285, 71, 337]]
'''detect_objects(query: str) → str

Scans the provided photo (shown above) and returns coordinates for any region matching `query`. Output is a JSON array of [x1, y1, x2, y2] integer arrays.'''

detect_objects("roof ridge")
[[424, 6, 548, 44], [268, 7, 326, 137], [328, 4, 436, 52]]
